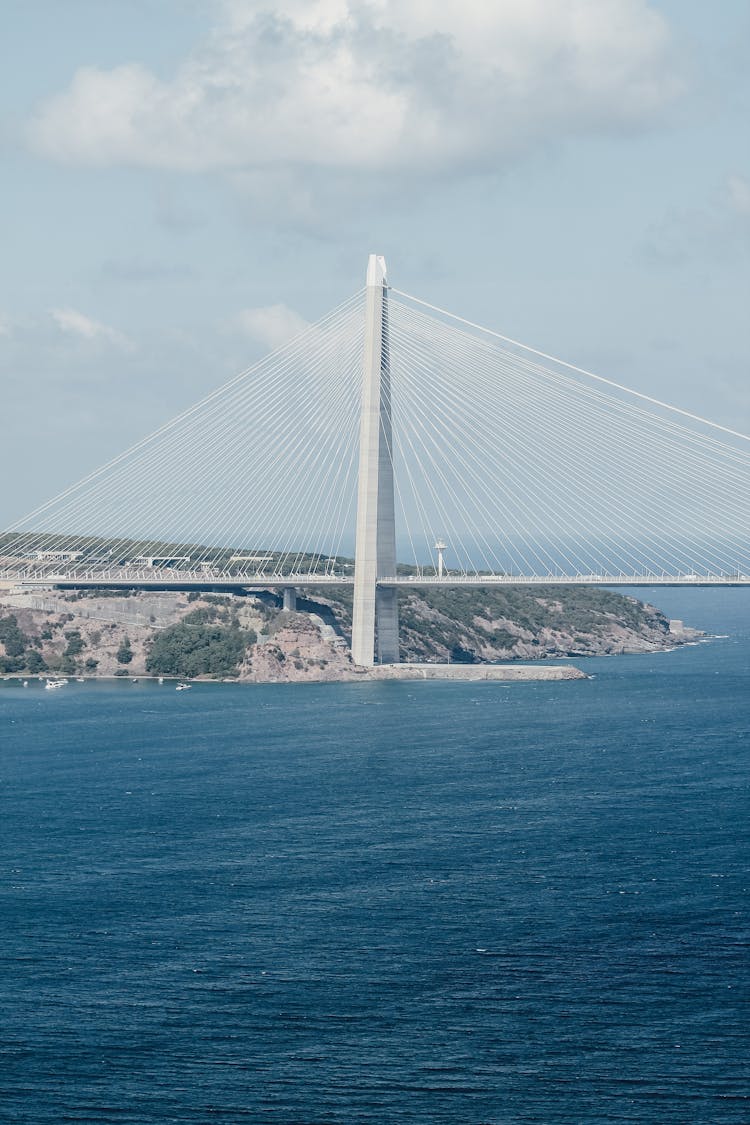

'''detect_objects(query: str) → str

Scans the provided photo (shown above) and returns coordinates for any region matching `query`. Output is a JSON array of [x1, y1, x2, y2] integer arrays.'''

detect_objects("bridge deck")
[[3, 569, 749, 591]]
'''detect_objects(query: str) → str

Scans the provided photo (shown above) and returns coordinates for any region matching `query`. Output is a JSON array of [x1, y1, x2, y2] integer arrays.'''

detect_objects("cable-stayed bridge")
[[2, 255, 749, 665]]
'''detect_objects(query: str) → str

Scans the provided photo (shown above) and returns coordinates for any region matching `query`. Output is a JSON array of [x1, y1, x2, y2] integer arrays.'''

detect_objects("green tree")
[[146, 622, 255, 678], [0, 615, 27, 659], [116, 637, 133, 664], [25, 650, 47, 673], [64, 630, 85, 657]]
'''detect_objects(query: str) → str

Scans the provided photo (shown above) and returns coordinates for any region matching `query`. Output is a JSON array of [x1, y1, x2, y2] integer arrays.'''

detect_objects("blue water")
[[1, 589, 748, 1123]]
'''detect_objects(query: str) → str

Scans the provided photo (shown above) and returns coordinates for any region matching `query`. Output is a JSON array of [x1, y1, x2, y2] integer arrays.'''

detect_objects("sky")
[[1, 0, 748, 525]]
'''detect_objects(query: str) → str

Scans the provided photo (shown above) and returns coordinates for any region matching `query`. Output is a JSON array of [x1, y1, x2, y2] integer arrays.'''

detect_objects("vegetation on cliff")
[[312, 585, 679, 663], [145, 605, 257, 678], [0, 614, 48, 673]]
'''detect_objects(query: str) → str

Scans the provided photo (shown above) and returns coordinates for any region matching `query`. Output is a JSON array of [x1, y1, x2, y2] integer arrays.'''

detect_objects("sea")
[[1, 588, 748, 1124]]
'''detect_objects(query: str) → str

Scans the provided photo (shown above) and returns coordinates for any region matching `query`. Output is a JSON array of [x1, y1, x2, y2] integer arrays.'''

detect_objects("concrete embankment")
[[365, 663, 586, 682], [2, 664, 586, 686]]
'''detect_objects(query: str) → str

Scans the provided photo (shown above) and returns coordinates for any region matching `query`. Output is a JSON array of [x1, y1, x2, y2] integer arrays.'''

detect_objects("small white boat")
[[22, 680, 29, 687], [175, 682, 191, 691], [158, 677, 164, 684], [45, 678, 68, 690], [76, 677, 85, 683]]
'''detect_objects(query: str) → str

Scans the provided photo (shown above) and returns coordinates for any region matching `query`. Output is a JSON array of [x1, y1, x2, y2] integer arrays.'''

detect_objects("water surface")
[[1, 589, 748, 1122]]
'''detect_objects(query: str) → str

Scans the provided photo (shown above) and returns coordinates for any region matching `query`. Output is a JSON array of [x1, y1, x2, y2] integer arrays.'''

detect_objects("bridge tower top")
[[366, 254, 388, 287]]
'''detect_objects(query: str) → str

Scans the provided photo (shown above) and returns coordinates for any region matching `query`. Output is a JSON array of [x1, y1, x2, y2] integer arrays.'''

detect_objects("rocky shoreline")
[[0, 586, 700, 685]]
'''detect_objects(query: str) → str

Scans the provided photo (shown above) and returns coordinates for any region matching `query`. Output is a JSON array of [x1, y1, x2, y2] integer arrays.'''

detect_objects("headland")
[[0, 584, 700, 685]]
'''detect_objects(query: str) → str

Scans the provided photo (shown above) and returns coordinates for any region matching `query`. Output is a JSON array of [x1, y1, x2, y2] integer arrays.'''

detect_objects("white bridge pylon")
[[351, 255, 398, 666], [2, 255, 750, 666]]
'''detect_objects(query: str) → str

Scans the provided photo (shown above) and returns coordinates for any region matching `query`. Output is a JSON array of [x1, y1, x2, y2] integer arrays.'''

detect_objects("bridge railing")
[[3, 566, 749, 588], [383, 573, 749, 586], [0, 565, 356, 586]]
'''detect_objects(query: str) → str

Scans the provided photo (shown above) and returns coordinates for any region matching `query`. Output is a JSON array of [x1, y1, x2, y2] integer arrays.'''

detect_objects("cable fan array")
[[1, 279, 749, 583], [2, 292, 365, 575], [384, 289, 750, 578]]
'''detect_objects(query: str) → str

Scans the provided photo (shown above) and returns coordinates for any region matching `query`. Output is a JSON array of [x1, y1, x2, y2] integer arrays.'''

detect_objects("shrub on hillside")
[[0, 615, 27, 659], [146, 622, 256, 678]]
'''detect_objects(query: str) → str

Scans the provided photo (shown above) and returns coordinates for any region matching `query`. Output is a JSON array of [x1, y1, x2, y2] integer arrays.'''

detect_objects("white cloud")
[[51, 307, 135, 351], [727, 174, 750, 216], [235, 303, 310, 349], [27, 1, 680, 179]]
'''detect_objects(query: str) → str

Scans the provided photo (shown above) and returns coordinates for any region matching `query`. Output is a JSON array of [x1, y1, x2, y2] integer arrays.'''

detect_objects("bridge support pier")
[[375, 587, 399, 663], [351, 255, 399, 667], [282, 587, 297, 612]]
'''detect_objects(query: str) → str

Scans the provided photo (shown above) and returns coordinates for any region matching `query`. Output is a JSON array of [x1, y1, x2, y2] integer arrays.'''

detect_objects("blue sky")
[[1, 0, 748, 523]]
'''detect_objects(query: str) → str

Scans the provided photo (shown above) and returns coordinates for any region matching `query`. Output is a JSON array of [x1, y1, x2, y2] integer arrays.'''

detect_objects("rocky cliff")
[[0, 585, 699, 682], [310, 584, 698, 663]]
